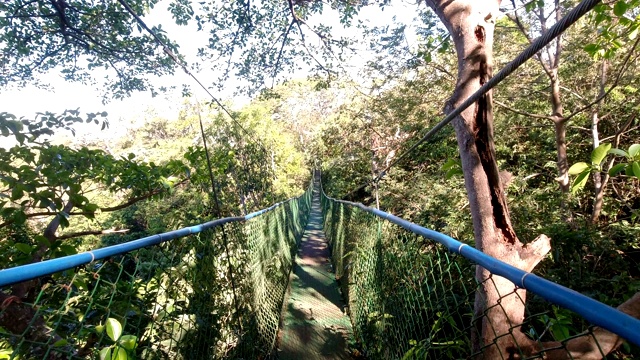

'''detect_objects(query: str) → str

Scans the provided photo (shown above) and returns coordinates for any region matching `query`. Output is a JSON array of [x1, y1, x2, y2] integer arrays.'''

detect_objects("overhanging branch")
[[56, 228, 129, 241], [0, 179, 188, 230], [495, 99, 554, 120]]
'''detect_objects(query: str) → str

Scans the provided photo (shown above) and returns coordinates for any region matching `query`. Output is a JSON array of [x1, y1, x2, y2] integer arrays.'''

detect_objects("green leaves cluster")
[[569, 143, 640, 193], [1, 110, 188, 261], [441, 158, 462, 179], [584, 0, 639, 60], [98, 318, 137, 360], [0, 0, 180, 98], [607, 144, 640, 178]]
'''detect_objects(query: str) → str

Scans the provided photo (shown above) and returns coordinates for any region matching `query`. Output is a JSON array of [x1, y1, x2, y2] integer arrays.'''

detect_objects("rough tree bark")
[[422, 1, 640, 359], [423, 1, 552, 357]]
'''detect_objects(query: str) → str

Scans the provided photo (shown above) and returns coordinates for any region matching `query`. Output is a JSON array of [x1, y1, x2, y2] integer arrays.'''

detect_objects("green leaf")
[[551, 323, 571, 341], [58, 213, 70, 228], [609, 163, 627, 176], [571, 171, 589, 194], [84, 203, 99, 212], [583, 43, 599, 56], [118, 335, 137, 351], [53, 339, 68, 347], [13, 210, 27, 225], [59, 244, 77, 255], [608, 148, 628, 157], [106, 318, 122, 342], [568, 162, 590, 175], [626, 164, 635, 176], [34, 235, 51, 248], [591, 143, 611, 165], [10, 187, 23, 201], [632, 162, 640, 179], [628, 144, 640, 158], [613, 0, 628, 16], [99, 347, 111, 360], [113, 347, 129, 360], [445, 168, 463, 179], [15, 243, 32, 254], [441, 158, 459, 171]]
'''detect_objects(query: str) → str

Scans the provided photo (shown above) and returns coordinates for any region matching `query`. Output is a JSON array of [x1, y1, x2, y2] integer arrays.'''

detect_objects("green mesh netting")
[[0, 185, 311, 360], [321, 193, 638, 360]]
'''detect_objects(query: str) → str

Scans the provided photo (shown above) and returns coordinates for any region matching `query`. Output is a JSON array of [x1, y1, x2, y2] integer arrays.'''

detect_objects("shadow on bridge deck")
[[277, 187, 355, 359]]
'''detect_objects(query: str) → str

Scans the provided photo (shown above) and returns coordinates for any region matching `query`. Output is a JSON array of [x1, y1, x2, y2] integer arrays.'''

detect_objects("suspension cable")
[[116, 0, 251, 329], [340, 0, 601, 199], [194, 98, 243, 329]]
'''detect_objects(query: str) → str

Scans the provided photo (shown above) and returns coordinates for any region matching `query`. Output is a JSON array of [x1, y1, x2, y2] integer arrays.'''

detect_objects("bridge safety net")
[[321, 187, 640, 359], [0, 182, 312, 360]]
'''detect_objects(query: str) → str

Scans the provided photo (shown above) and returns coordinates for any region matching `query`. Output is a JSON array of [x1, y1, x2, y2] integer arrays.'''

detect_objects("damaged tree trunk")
[[424, 0, 552, 357], [424, 1, 640, 358]]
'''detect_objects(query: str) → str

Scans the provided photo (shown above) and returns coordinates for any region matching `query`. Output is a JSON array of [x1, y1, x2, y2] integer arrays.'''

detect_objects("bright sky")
[[0, 1, 422, 140]]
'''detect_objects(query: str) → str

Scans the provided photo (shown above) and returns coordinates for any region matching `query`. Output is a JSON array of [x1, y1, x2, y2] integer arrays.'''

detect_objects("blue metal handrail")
[[0, 195, 303, 289], [320, 180, 640, 347]]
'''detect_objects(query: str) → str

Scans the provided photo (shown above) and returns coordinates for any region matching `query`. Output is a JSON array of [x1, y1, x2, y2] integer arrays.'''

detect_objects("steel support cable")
[[341, 0, 601, 199], [320, 187, 640, 349], [195, 99, 242, 329], [116, 0, 269, 156], [116, 0, 255, 331]]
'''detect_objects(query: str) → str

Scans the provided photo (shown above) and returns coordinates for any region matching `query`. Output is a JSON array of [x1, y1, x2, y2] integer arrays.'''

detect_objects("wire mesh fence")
[[0, 184, 311, 360], [321, 191, 640, 360]]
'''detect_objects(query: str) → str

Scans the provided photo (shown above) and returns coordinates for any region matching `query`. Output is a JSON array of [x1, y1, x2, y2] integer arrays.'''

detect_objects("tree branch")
[[563, 35, 640, 123], [506, 2, 553, 78], [285, 0, 334, 76], [0, 179, 188, 230], [56, 228, 129, 241], [600, 125, 638, 143], [495, 100, 554, 120], [272, 20, 295, 83]]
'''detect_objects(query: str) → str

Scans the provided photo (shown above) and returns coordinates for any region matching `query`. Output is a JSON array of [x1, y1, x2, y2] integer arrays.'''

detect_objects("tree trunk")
[[591, 60, 608, 224], [424, 1, 551, 357], [509, 2, 570, 207], [551, 69, 570, 194], [421, 2, 640, 357]]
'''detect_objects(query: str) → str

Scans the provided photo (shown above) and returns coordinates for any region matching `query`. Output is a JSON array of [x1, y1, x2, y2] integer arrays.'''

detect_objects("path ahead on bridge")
[[277, 185, 354, 359]]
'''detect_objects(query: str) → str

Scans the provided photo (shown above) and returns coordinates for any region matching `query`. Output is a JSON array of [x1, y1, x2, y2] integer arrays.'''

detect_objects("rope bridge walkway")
[[2, 174, 640, 359], [277, 181, 354, 359]]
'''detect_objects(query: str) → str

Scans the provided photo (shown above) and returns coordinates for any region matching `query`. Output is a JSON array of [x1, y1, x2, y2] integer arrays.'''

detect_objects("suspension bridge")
[[2, 0, 640, 358], [1, 171, 639, 359]]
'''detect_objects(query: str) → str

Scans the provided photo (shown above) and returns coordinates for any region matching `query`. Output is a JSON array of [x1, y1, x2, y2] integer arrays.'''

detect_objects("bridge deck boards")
[[277, 186, 354, 359]]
